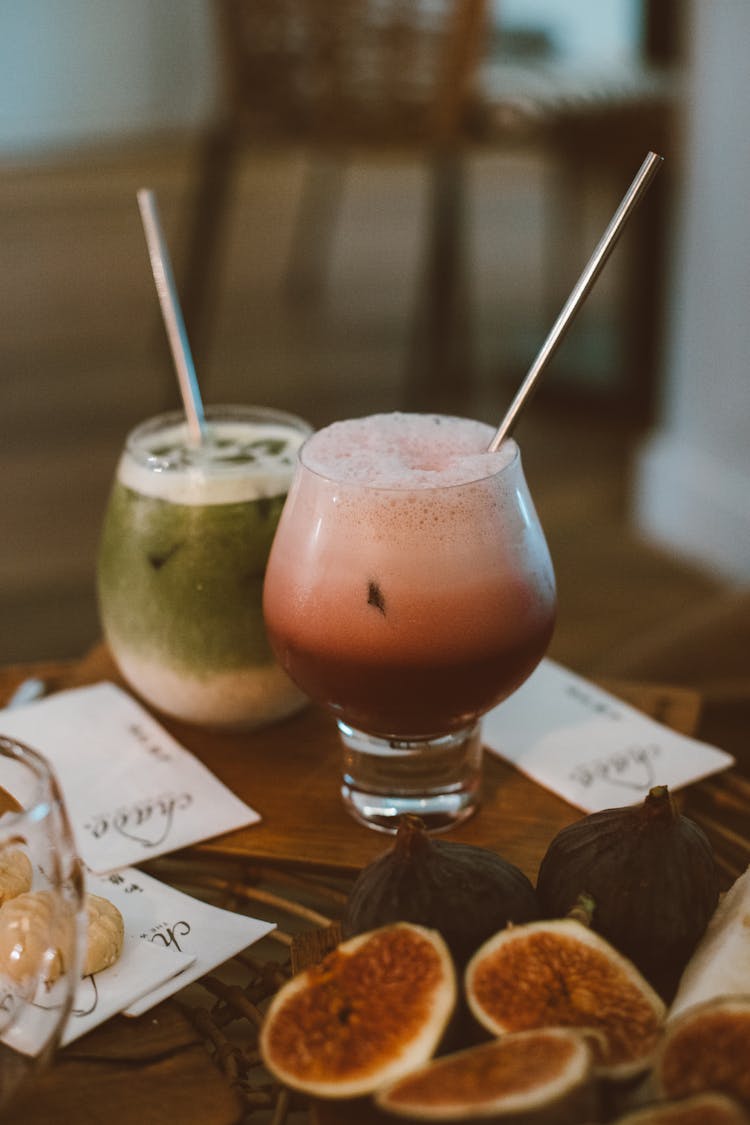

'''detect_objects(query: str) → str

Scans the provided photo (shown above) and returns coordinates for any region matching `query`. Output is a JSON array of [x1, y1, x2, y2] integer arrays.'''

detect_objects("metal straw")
[[137, 188, 206, 445], [488, 150, 664, 452]]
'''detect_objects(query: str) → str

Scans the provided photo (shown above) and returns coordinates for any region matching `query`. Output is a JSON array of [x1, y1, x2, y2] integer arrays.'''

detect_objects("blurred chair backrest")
[[214, 0, 487, 148]]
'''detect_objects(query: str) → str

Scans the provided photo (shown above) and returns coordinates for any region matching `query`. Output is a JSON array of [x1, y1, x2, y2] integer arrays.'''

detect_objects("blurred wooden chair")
[[181, 0, 488, 412], [470, 63, 678, 422], [182, 0, 680, 420], [466, 0, 682, 422]]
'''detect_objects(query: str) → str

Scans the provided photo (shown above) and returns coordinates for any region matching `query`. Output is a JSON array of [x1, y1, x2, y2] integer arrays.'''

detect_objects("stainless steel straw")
[[488, 151, 664, 452], [137, 188, 206, 445]]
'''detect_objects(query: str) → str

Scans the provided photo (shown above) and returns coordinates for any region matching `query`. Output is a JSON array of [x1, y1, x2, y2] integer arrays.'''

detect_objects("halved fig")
[[375, 1027, 596, 1122], [260, 922, 456, 1099], [464, 916, 665, 1080], [654, 995, 750, 1108], [613, 1091, 750, 1124]]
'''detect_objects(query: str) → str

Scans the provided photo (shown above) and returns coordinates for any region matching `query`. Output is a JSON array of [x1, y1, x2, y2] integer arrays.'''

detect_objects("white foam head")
[[118, 417, 306, 504], [301, 413, 516, 489]]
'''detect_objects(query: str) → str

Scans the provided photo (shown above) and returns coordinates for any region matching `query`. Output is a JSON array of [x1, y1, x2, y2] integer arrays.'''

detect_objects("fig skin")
[[343, 815, 540, 969], [535, 785, 719, 1001]]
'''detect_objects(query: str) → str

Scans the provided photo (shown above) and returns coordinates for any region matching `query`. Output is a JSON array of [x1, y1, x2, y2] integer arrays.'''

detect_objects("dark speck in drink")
[[368, 580, 386, 615], [147, 543, 182, 570]]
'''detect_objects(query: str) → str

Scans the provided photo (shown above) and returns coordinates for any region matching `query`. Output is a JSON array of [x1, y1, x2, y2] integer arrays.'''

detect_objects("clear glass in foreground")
[[263, 413, 556, 832], [97, 404, 312, 729], [0, 735, 85, 1111]]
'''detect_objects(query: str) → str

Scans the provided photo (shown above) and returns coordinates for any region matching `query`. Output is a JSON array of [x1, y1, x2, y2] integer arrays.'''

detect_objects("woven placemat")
[[144, 855, 351, 1124], [150, 785, 749, 1124]]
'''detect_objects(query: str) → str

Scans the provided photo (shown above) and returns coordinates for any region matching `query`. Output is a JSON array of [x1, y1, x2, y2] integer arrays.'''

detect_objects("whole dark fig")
[[536, 785, 720, 1001], [343, 815, 539, 968]]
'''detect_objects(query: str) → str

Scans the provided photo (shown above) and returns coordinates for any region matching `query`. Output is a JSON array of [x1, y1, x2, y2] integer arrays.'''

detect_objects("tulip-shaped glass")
[[263, 413, 556, 832]]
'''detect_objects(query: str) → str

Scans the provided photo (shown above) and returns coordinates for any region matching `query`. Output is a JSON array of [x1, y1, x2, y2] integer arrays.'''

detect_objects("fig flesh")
[[344, 815, 539, 968], [375, 1027, 596, 1122], [654, 995, 750, 1108], [613, 1092, 750, 1124], [260, 922, 456, 1100], [464, 910, 666, 1081], [536, 785, 719, 1001]]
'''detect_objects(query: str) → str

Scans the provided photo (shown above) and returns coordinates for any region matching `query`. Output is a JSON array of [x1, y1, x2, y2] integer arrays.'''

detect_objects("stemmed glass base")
[[338, 720, 483, 833]]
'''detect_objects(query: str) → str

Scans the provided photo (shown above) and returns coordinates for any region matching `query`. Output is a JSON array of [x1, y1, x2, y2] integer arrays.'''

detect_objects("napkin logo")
[[106, 872, 144, 895], [127, 721, 175, 764], [0, 989, 17, 1023], [85, 791, 193, 848], [72, 975, 100, 1018], [569, 741, 661, 792], [144, 920, 192, 952], [24, 975, 99, 1019], [564, 681, 622, 721]]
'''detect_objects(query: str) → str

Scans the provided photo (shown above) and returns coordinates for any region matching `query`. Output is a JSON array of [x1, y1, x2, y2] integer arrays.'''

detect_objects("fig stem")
[[567, 892, 596, 928], [644, 785, 677, 824], [395, 815, 431, 860]]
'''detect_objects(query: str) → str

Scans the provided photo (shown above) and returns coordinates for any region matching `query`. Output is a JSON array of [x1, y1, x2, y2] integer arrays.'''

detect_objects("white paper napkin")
[[1, 862, 278, 1055], [0, 683, 260, 872], [482, 659, 734, 812], [3, 940, 195, 1056], [95, 866, 276, 1017], [1, 870, 196, 1057], [62, 933, 193, 1048]]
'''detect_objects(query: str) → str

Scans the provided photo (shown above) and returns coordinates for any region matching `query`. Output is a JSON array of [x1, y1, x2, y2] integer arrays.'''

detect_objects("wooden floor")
[[0, 136, 735, 686]]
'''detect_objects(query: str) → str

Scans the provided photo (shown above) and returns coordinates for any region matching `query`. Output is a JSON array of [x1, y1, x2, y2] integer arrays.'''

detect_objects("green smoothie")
[[97, 405, 311, 728]]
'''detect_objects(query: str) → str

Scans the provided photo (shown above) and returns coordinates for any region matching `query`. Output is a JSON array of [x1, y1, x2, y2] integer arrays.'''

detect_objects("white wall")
[[0, 1, 218, 156], [498, 0, 642, 64], [633, 0, 750, 583], [1, 1, 643, 158]]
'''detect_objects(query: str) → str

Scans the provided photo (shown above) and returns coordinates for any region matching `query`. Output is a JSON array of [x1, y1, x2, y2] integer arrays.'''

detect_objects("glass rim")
[[298, 419, 521, 493], [124, 404, 313, 463]]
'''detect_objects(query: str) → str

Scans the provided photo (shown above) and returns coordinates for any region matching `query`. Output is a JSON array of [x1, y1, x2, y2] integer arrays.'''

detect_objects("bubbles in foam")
[[302, 413, 515, 489]]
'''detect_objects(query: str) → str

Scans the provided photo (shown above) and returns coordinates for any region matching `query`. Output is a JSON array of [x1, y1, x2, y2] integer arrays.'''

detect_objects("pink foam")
[[302, 413, 515, 488]]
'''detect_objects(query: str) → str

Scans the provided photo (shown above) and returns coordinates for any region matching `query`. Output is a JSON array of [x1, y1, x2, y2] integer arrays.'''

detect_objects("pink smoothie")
[[263, 413, 556, 738]]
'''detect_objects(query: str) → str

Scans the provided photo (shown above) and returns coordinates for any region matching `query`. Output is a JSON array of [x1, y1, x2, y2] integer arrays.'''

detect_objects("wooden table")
[[0, 645, 742, 1124]]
